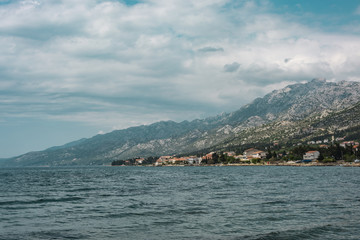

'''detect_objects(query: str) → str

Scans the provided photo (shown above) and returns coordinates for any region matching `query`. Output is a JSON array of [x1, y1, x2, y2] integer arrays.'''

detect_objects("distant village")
[[111, 137, 360, 166]]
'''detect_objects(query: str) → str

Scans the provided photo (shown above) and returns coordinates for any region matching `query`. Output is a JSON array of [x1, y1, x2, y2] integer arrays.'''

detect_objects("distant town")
[[111, 137, 360, 166]]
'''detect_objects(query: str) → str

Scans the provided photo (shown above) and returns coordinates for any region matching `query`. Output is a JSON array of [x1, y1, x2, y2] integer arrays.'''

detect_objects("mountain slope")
[[225, 79, 360, 124], [212, 101, 360, 152], [2, 79, 360, 167]]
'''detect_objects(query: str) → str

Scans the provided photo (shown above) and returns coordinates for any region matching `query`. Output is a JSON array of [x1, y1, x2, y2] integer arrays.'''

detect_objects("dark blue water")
[[1, 166, 360, 240]]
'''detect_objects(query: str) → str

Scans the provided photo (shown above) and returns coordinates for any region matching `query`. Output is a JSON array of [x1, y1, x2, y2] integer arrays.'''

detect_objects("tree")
[[111, 160, 126, 166], [251, 158, 260, 164], [291, 145, 313, 160], [344, 154, 356, 162], [333, 144, 343, 160], [317, 153, 324, 161], [228, 156, 236, 163], [266, 149, 272, 159], [288, 154, 295, 160], [213, 153, 219, 164]]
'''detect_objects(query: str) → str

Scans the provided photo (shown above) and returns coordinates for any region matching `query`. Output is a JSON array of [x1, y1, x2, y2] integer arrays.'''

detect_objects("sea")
[[1, 166, 360, 240]]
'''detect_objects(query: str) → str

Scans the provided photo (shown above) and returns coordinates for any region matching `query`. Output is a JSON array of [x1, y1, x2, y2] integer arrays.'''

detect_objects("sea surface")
[[1, 166, 360, 240]]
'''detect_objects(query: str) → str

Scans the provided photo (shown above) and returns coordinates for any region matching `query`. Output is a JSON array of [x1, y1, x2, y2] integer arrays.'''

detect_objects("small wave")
[[106, 211, 153, 219], [98, 194, 113, 197], [153, 219, 185, 226], [240, 224, 345, 240], [261, 200, 288, 205], [1, 230, 89, 240], [0, 197, 84, 206], [67, 187, 98, 192], [30, 230, 89, 240], [184, 210, 208, 215]]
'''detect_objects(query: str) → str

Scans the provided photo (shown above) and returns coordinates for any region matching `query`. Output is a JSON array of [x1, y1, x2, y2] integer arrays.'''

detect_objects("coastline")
[[111, 162, 360, 167]]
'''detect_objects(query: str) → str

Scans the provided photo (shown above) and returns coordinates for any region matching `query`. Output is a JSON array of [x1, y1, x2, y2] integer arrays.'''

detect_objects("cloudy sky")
[[1, 0, 360, 157]]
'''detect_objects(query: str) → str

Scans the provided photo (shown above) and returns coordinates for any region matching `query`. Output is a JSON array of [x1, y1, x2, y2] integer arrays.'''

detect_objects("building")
[[186, 157, 202, 165], [243, 148, 258, 156], [340, 141, 359, 148], [135, 158, 145, 164], [303, 151, 320, 160], [155, 159, 162, 166], [336, 137, 345, 141], [235, 155, 249, 162], [171, 157, 186, 164], [155, 155, 202, 165], [155, 156, 173, 166], [224, 151, 236, 157], [243, 148, 266, 159], [203, 152, 215, 160], [353, 145, 359, 156]]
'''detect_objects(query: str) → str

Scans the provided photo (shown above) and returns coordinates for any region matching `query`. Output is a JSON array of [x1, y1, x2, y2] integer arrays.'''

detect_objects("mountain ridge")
[[2, 79, 360, 167]]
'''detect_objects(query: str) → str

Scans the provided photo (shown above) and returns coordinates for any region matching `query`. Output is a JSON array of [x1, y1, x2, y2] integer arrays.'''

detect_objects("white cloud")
[[355, 5, 360, 15], [1, 0, 360, 130]]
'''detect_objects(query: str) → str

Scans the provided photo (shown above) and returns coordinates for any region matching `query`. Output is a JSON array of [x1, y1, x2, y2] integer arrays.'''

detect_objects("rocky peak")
[[226, 79, 360, 125]]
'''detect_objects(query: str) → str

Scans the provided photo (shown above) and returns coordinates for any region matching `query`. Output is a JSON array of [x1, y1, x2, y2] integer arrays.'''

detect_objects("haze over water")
[[1, 166, 359, 239]]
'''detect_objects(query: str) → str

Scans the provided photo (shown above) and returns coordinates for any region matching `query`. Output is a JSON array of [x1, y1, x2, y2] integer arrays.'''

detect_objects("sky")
[[1, 0, 360, 158]]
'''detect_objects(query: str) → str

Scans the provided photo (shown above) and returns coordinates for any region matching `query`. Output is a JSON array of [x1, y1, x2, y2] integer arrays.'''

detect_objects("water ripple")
[[0, 166, 359, 240]]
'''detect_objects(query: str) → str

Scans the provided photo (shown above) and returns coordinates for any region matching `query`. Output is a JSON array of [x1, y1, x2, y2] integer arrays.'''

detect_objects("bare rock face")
[[3, 79, 360, 167], [228, 78, 360, 124]]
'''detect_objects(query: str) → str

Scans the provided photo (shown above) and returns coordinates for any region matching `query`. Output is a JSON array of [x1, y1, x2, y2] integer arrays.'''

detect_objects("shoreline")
[[112, 162, 360, 167]]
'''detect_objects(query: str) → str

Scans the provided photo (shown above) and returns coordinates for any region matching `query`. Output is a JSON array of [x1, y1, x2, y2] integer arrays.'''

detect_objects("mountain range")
[[2, 78, 360, 167]]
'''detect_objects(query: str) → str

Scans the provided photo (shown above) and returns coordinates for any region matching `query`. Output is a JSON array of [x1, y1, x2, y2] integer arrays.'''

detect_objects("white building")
[[243, 148, 266, 159], [235, 155, 248, 161], [303, 151, 320, 160], [186, 157, 202, 165]]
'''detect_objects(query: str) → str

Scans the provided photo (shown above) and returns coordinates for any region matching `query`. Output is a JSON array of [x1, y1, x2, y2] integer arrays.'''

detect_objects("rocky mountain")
[[225, 78, 360, 123], [2, 79, 360, 167], [214, 101, 360, 151]]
